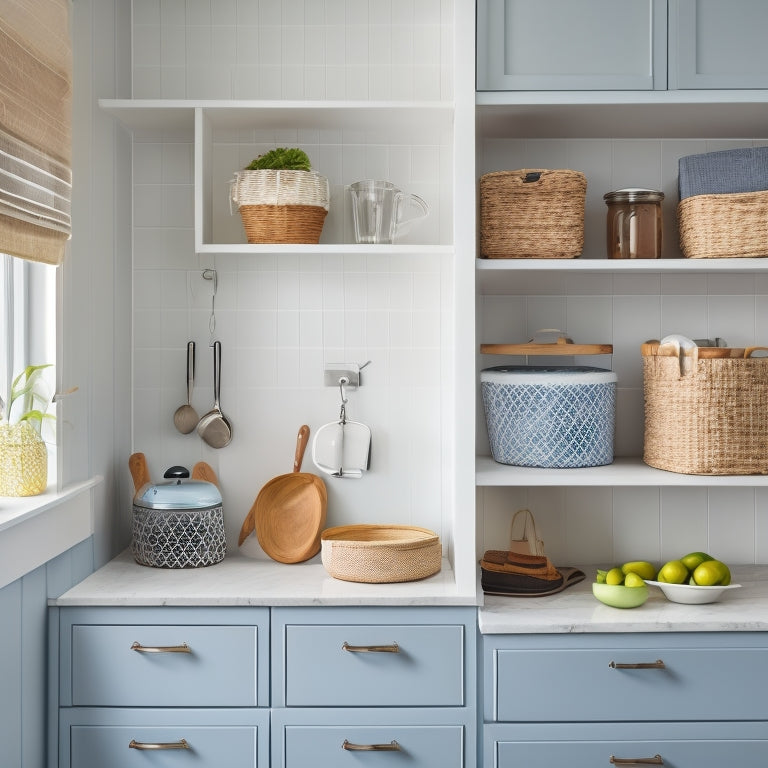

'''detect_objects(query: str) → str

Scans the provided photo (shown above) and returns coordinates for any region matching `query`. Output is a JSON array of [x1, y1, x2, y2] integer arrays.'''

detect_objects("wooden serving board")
[[481, 337, 613, 356]]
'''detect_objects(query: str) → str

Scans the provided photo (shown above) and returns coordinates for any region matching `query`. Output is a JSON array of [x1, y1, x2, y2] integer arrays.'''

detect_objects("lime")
[[624, 572, 646, 588], [657, 559, 689, 584], [693, 559, 731, 586], [596, 569, 608, 584], [681, 551, 713, 572], [621, 561, 657, 581], [605, 567, 625, 586]]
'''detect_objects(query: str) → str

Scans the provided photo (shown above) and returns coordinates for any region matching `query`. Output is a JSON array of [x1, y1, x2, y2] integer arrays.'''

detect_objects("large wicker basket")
[[678, 190, 768, 258], [480, 169, 586, 258], [321, 525, 441, 583], [231, 169, 329, 244], [642, 340, 768, 474]]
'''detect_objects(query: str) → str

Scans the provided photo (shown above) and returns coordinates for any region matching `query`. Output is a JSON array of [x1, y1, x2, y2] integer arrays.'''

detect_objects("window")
[[1, 251, 57, 481]]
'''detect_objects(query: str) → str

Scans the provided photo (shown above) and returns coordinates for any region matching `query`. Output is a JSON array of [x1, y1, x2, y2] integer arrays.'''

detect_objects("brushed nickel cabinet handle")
[[342, 740, 400, 751], [131, 641, 191, 654], [342, 641, 399, 653], [129, 738, 190, 750], [610, 755, 663, 765], [609, 659, 665, 669]]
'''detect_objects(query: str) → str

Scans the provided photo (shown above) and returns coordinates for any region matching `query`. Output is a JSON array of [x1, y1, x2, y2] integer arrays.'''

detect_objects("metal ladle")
[[173, 341, 199, 434], [197, 340, 232, 448]]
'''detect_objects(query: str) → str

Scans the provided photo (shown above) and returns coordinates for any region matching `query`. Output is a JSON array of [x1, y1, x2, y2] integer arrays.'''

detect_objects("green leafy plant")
[[245, 147, 312, 172], [2, 364, 54, 435]]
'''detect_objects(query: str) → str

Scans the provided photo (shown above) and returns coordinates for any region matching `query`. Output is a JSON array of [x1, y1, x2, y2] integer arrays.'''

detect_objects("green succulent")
[[245, 147, 312, 172]]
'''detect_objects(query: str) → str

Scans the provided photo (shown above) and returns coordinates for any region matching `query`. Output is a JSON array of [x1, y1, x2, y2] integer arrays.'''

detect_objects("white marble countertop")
[[51, 549, 478, 607], [479, 565, 768, 633]]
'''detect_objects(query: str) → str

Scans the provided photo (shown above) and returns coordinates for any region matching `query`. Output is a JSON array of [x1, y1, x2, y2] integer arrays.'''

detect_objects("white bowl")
[[645, 580, 742, 605]]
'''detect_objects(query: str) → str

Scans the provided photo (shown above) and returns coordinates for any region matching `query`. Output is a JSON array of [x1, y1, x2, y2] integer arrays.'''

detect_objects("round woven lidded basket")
[[231, 169, 329, 244], [678, 190, 768, 258], [321, 525, 442, 583], [480, 168, 587, 258], [642, 340, 768, 475]]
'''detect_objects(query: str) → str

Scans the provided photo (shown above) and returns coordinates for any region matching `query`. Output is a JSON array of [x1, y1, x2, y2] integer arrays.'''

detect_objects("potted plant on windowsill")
[[0, 364, 53, 496], [230, 147, 329, 244]]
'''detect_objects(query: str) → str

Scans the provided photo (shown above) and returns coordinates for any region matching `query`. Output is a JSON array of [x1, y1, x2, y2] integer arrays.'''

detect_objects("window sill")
[[0, 476, 101, 589]]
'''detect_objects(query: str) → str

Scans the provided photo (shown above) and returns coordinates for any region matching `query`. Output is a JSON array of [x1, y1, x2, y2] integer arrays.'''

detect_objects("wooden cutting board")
[[239, 425, 327, 563]]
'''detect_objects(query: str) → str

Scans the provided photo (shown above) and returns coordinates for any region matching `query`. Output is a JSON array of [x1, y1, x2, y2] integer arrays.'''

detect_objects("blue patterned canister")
[[481, 365, 617, 468]]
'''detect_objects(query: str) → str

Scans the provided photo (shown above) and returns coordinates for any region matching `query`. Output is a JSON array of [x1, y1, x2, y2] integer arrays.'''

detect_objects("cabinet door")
[[61, 709, 270, 768], [477, 0, 667, 91], [491, 645, 768, 722], [486, 722, 768, 768], [282, 725, 465, 768], [69, 624, 259, 706], [670, 0, 768, 88], [282, 624, 465, 707], [71, 726, 259, 768]]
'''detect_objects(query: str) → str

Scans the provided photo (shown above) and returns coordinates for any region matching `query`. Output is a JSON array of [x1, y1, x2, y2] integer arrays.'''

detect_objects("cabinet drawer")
[[70, 624, 258, 706], [491, 642, 768, 722], [71, 726, 259, 768], [486, 722, 768, 768], [283, 724, 464, 768], [283, 624, 465, 706]]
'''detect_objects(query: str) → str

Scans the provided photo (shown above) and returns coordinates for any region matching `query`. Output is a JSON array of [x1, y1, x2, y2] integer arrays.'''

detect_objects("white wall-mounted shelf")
[[100, 99, 454, 139], [476, 258, 768, 292], [476, 456, 768, 487], [476, 91, 768, 139]]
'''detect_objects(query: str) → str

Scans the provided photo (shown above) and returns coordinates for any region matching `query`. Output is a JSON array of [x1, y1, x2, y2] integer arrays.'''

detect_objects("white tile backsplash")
[[131, 2, 768, 567], [133, 0, 452, 100]]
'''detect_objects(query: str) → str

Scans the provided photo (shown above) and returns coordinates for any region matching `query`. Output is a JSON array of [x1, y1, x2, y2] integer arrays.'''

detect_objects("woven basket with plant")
[[230, 148, 329, 244]]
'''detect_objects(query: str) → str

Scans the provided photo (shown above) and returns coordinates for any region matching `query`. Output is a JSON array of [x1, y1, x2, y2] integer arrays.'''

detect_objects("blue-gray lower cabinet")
[[482, 632, 768, 767], [271, 606, 478, 767], [50, 604, 477, 767], [50, 606, 271, 768]]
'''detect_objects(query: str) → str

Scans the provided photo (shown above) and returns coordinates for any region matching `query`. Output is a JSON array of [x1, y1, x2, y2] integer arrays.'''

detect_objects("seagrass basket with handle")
[[642, 338, 768, 474]]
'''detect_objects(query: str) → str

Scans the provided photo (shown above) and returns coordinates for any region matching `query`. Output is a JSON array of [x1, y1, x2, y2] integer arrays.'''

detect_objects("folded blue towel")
[[679, 146, 768, 200]]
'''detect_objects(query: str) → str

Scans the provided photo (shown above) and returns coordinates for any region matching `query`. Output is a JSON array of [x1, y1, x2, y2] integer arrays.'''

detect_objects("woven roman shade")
[[0, 0, 72, 266]]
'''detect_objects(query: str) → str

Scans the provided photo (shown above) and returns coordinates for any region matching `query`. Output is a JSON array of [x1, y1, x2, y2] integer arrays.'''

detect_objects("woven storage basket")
[[678, 191, 768, 258], [321, 524, 441, 583], [642, 340, 768, 474], [231, 169, 329, 244], [480, 169, 586, 258]]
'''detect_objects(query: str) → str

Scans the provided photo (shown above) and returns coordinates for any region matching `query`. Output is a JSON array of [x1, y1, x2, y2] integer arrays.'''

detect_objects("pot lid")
[[481, 365, 617, 385], [135, 465, 222, 510], [604, 188, 664, 203]]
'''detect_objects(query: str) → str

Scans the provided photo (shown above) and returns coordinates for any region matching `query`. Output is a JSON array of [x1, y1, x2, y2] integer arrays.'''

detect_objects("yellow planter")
[[0, 421, 48, 496]]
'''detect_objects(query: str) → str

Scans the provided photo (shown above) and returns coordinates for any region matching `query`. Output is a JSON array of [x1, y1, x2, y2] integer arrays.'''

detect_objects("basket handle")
[[509, 508, 545, 556], [744, 347, 768, 358]]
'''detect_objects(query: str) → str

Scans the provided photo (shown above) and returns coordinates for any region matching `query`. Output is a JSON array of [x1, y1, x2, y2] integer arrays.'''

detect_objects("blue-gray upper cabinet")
[[669, 0, 768, 88], [477, 0, 667, 91]]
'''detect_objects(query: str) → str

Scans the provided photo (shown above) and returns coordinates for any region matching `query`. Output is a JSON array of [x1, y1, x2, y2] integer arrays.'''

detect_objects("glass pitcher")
[[349, 180, 429, 244]]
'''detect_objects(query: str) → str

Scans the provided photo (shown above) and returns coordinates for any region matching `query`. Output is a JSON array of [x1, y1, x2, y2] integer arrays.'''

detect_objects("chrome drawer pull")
[[610, 755, 663, 765], [129, 738, 190, 750], [342, 641, 399, 653], [342, 740, 400, 752], [609, 659, 665, 670], [131, 641, 191, 654]]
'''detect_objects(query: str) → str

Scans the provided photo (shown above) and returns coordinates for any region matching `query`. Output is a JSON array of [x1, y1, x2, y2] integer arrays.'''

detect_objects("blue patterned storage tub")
[[481, 365, 617, 468]]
